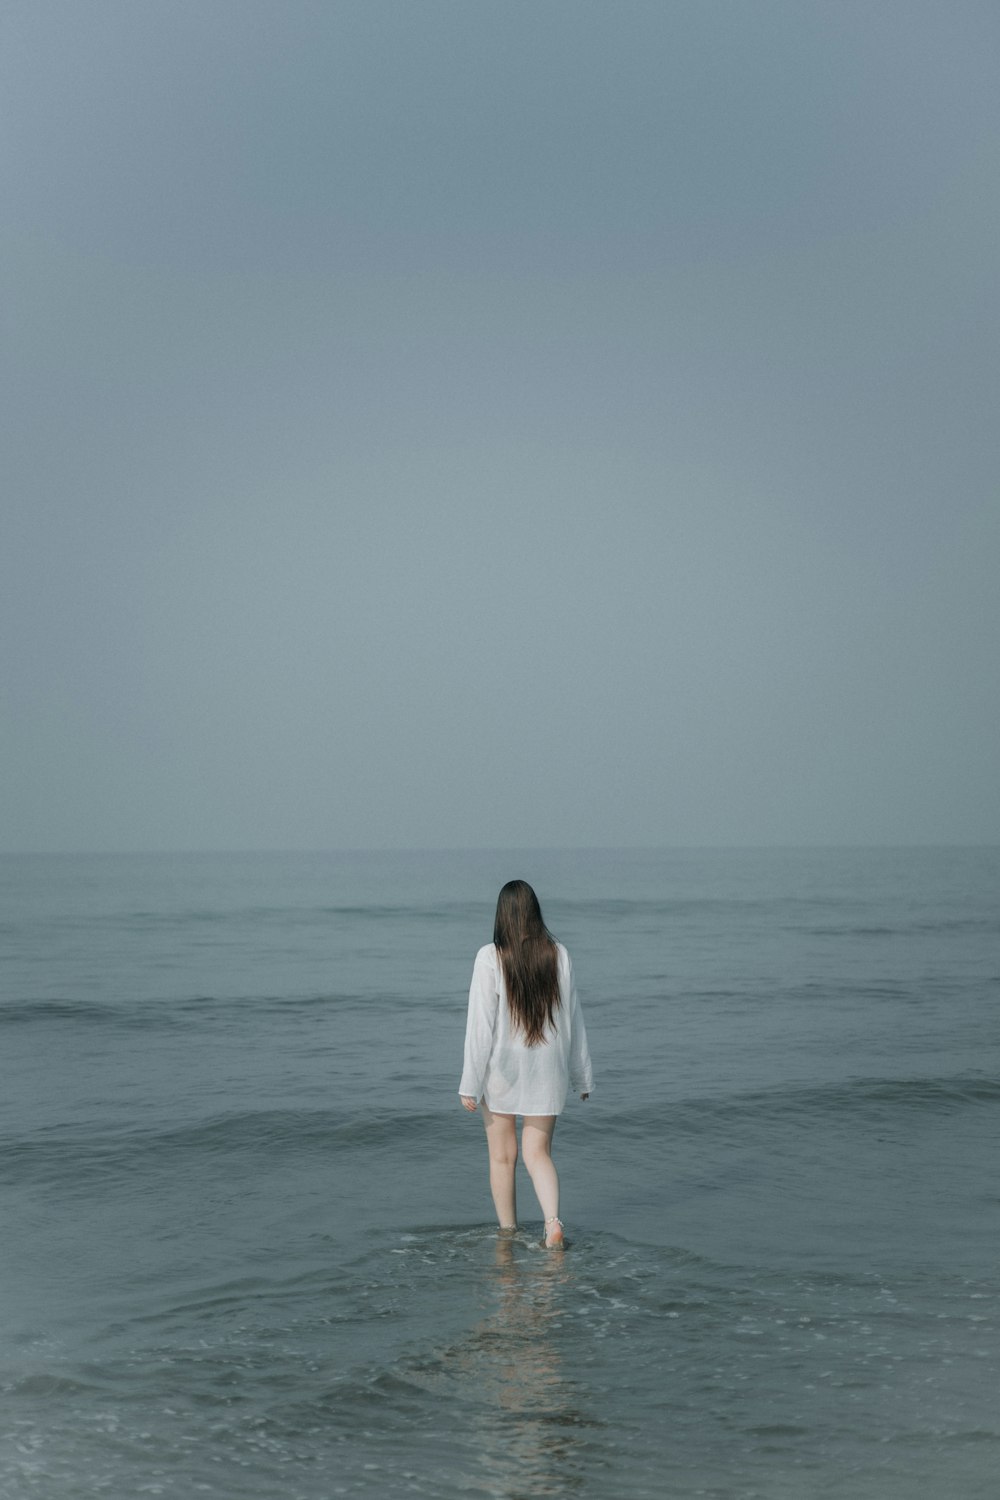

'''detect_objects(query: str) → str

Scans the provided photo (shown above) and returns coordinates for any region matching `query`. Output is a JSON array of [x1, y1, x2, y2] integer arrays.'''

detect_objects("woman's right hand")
[[460, 1095, 478, 1112]]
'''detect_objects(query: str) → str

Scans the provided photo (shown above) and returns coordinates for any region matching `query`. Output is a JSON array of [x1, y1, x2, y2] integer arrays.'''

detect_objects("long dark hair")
[[493, 880, 560, 1046]]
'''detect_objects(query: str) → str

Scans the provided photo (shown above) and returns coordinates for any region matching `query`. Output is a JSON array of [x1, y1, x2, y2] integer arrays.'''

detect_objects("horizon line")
[[3, 841, 998, 858]]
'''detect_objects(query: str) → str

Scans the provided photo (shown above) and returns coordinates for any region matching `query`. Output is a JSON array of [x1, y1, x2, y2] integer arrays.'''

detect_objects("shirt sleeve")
[[459, 947, 499, 1099], [566, 954, 594, 1095]]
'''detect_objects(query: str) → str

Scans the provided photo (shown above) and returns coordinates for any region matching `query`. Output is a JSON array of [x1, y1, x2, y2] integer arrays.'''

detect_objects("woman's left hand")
[[460, 1095, 478, 1112]]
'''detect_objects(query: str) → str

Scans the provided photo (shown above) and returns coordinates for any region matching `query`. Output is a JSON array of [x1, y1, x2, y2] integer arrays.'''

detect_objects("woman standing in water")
[[459, 880, 593, 1248]]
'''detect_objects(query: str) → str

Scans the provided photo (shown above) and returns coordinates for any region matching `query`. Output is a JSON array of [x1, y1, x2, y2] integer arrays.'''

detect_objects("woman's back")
[[460, 940, 592, 1116]]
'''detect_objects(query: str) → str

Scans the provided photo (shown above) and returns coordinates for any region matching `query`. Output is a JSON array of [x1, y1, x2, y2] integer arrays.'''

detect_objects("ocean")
[[1, 846, 997, 1498]]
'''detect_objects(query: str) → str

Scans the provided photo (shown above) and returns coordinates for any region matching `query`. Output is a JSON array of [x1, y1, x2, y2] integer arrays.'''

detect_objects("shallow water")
[[1, 847, 998, 1496]]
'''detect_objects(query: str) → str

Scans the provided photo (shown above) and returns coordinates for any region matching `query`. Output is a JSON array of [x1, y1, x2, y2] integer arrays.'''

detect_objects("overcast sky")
[[4, 1, 998, 852]]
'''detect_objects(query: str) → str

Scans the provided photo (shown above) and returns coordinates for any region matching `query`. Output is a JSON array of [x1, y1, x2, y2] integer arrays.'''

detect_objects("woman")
[[459, 880, 593, 1248]]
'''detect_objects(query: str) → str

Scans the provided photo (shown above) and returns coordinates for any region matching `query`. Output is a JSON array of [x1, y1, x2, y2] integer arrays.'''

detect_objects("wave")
[[0, 991, 377, 1028], [613, 1071, 1000, 1140], [4, 1071, 995, 1194], [0, 998, 126, 1026], [0, 1105, 453, 1189], [801, 918, 1000, 938]]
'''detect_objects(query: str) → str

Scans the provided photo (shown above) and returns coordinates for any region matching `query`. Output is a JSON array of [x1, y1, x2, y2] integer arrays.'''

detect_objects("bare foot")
[[543, 1216, 565, 1249]]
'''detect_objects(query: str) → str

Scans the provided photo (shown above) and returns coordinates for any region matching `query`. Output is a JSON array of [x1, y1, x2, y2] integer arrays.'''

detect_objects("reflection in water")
[[432, 1234, 595, 1497]]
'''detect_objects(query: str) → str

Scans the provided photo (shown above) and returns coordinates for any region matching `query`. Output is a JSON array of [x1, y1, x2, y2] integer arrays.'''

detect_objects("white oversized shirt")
[[459, 942, 594, 1116]]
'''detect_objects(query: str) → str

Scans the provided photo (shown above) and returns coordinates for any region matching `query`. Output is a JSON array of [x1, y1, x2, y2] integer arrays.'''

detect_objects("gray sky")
[[4, 0, 998, 851]]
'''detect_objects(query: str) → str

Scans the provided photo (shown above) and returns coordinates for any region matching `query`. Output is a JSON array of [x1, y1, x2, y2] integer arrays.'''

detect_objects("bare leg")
[[521, 1115, 561, 1243], [480, 1100, 518, 1228]]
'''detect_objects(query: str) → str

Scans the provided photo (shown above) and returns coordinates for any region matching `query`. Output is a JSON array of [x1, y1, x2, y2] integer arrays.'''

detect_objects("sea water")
[[1, 847, 997, 1498]]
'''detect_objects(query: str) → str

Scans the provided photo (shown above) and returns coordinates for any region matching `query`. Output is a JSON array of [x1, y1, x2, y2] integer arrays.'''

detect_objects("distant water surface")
[[1, 847, 998, 1497]]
